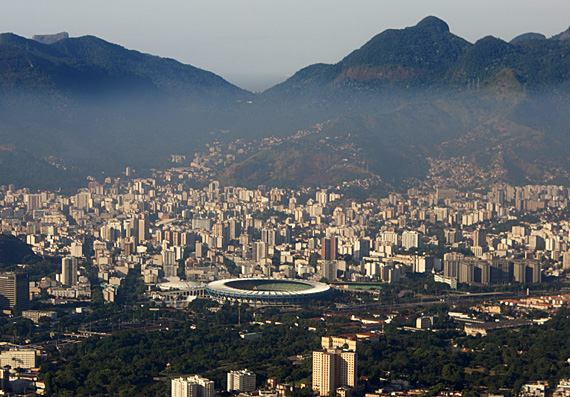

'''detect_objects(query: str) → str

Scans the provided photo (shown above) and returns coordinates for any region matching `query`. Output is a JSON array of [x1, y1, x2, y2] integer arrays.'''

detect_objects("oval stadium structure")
[[206, 278, 331, 305]]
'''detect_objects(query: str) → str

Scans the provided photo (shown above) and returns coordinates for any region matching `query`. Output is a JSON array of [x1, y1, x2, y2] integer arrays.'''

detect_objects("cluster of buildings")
[[172, 375, 215, 397], [171, 334, 358, 397], [443, 252, 541, 286], [172, 369, 256, 397], [500, 294, 570, 312], [2, 150, 570, 395], [519, 378, 570, 397], [0, 176, 570, 310]]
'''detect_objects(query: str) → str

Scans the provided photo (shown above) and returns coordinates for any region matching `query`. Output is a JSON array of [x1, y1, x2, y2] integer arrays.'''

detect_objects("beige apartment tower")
[[312, 348, 357, 396]]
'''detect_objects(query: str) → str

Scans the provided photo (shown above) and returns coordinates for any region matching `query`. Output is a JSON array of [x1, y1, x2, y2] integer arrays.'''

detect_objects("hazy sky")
[[2, 0, 570, 91]]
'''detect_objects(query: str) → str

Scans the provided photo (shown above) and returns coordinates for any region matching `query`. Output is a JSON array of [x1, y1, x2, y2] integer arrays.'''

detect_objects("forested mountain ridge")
[[0, 32, 249, 100], [264, 16, 570, 97]]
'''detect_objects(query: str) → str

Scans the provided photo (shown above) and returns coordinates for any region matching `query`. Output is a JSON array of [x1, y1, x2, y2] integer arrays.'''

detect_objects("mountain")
[[0, 33, 249, 100], [0, 33, 252, 190], [263, 16, 471, 102], [266, 16, 570, 96], [234, 17, 570, 189], [1, 18, 570, 192]]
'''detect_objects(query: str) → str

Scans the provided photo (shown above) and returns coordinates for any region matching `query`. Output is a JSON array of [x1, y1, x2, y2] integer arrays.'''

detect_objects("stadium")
[[206, 278, 331, 305]]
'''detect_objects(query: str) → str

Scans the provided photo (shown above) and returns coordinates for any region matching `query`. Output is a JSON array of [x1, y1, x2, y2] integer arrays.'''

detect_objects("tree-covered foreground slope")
[[40, 305, 570, 396]]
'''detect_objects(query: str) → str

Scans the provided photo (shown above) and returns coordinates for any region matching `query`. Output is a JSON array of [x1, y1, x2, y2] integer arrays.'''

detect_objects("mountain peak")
[[415, 16, 450, 34]]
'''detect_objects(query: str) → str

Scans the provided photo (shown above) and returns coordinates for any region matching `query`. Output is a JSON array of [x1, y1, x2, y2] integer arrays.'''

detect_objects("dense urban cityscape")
[[2, 4, 570, 396], [0, 168, 570, 395]]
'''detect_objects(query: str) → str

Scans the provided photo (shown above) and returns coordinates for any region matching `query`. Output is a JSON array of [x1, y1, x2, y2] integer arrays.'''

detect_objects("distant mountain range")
[[1, 16, 570, 192]]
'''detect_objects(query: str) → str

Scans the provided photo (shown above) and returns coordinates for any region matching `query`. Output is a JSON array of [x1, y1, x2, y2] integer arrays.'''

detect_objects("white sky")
[[2, 0, 569, 91]]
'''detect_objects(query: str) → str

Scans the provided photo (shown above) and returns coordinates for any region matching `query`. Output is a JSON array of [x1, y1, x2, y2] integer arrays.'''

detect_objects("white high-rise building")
[[227, 369, 256, 392], [171, 375, 214, 397], [401, 231, 420, 250], [316, 190, 328, 205], [318, 260, 341, 282], [354, 239, 370, 261]]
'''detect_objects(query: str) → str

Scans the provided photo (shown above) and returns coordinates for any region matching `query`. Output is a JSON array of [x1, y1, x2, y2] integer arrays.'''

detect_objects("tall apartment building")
[[319, 260, 340, 282], [473, 228, 487, 247], [171, 375, 214, 397], [353, 239, 370, 262], [195, 242, 207, 259], [312, 348, 357, 396], [261, 227, 279, 247], [61, 256, 78, 286], [254, 241, 267, 263], [513, 260, 542, 284], [0, 272, 29, 311], [316, 190, 328, 205], [163, 248, 178, 278], [138, 217, 150, 243], [228, 219, 241, 240], [401, 231, 420, 250], [563, 251, 570, 270], [75, 192, 91, 210], [414, 256, 441, 273], [227, 369, 256, 392], [436, 188, 457, 202], [321, 238, 337, 261], [192, 219, 212, 231], [381, 230, 399, 246], [24, 193, 42, 213], [445, 229, 462, 245], [512, 225, 527, 237]]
